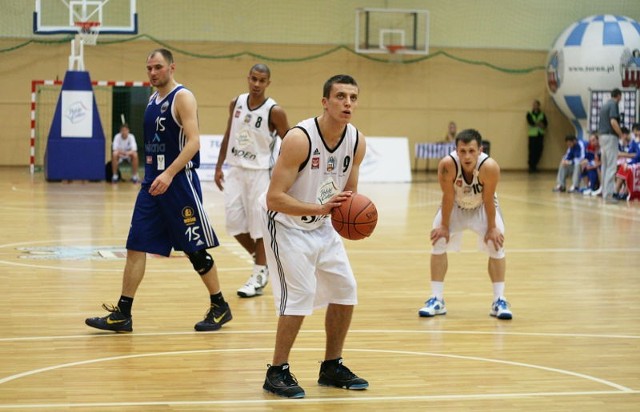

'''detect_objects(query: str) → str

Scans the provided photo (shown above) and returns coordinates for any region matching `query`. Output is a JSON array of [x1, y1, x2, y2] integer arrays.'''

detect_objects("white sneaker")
[[582, 188, 592, 196], [237, 268, 269, 298], [418, 297, 447, 317], [567, 186, 577, 193], [591, 187, 602, 197], [490, 298, 513, 320]]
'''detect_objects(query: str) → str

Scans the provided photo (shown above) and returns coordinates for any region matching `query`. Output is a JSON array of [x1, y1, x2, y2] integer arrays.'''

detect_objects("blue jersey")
[[143, 85, 200, 185], [563, 139, 586, 164], [127, 84, 219, 256]]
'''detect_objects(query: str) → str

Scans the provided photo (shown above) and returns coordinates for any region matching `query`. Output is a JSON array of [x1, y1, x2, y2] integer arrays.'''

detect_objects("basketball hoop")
[[74, 21, 101, 46], [385, 44, 405, 63], [386, 44, 405, 54]]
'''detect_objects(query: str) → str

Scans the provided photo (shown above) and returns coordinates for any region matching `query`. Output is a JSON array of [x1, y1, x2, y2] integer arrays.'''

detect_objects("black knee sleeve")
[[186, 250, 214, 275]]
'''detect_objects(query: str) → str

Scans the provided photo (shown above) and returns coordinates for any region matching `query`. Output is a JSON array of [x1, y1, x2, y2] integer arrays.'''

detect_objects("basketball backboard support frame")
[[33, 0, 138, 35], [355, 8, 429, 55]]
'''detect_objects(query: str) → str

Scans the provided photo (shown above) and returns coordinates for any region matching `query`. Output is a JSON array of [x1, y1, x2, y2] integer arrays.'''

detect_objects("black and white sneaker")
[[318, 358, 368, 390], [263, 363, 305, 398]]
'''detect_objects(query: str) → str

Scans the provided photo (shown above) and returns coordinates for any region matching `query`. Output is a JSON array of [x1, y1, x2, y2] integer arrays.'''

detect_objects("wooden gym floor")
[[0, 167, 639, 411]]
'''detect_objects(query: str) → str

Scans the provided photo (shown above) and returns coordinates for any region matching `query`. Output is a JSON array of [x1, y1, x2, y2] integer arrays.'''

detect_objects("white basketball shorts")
[[432, 204, 506, 259], [261, 214, 358, 316], [223, 166, 270, 239]]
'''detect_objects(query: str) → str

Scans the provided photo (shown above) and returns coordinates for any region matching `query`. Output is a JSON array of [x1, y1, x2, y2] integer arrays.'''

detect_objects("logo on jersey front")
[[234, 109, 241, 118], [456, 179, 463, 187], [231, 130, 257, 161], [161, 101, 169, 113], [244, 113, 252, 124], [326, 156, 336, 173], [317, 178, 338, 204], [146, 133, 165, 154], [182, 207, 197, 225]]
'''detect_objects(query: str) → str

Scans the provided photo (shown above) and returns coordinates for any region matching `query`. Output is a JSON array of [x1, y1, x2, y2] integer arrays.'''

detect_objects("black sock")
[[118, 296, 133, 317], [210, 292, 225, 306], [322, 358, 342, 367]]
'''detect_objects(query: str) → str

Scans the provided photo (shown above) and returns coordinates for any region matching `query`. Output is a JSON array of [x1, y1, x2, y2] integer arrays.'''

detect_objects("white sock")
[[431, 281, 444, 300], [253, 264, 268, 275], [492, 282, 505, 301]]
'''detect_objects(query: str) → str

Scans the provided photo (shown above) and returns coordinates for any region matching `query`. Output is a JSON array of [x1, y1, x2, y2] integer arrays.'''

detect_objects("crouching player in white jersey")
[[418, 129, 513, 320], [259, 75, 369, 398]]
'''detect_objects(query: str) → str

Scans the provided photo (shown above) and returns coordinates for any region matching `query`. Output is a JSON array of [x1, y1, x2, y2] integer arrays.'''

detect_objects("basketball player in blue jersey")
[[86, 49, 231, 333], [418, 129, 513, 320], [259, 75, 368, 399], [215, 64, 290, 298]]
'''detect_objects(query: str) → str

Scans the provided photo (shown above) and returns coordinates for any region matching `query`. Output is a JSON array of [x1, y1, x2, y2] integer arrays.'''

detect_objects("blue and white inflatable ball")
[[546, 15, 640, 140]]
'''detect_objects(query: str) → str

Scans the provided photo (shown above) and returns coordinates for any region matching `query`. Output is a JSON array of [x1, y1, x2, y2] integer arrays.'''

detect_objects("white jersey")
[[112, 133, 137, 152], [263, 117, 359, 230], [449, 151, 496, 210], [226, 93, 279, 169]]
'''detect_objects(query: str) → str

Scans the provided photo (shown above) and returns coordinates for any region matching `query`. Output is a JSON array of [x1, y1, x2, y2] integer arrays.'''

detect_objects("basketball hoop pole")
[[69, 22, 100, 71], [69, 34, 85, 71]]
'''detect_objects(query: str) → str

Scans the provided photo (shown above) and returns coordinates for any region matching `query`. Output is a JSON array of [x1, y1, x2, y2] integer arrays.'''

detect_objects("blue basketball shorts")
[[126, 169, 219, 256]]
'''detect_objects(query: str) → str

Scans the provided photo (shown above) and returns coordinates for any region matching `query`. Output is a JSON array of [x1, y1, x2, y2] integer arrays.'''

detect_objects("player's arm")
[[343, 132, 366, 193], [431, 156, 455, 245], [610, 108, 623, 137], [214, 98, 236, 191], [437, 156, 456, 228], [270, 105, 290, 139], [149, 89, 199, 196], [266, 128, 350, 216], [479, 158, 504, 250]]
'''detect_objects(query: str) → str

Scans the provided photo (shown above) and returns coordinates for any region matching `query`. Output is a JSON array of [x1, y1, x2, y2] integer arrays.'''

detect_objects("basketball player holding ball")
[[259, 74, 368, 398]]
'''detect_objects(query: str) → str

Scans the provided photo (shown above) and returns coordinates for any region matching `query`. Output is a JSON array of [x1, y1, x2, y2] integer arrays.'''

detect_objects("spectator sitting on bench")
[[111, 123, 139, 183], [553, 134, 585, 193]]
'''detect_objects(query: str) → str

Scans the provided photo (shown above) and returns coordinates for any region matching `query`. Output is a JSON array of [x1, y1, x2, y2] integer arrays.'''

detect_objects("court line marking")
[[0, 347, 635, 409], [0, 234, 638, 272], [1, 390, 637, 409], [1, 328, 638, 343], [0, 237, 252, 272]]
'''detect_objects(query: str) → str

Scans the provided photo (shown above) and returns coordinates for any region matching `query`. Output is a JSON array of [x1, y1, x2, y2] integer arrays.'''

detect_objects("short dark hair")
[[621, 126, 630, 134], [611, 88, 622, 98], [250, 63, 271, 78], [455, 129, 483, 147], [632, 123, 640, 131], [323, 74, 358, 98], [148, 48, 174, 64], [565, 135, 577, 142]]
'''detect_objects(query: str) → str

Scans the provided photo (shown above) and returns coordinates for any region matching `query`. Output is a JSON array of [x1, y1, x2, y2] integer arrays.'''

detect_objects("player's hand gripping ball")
[[331, 193, 378, 240]]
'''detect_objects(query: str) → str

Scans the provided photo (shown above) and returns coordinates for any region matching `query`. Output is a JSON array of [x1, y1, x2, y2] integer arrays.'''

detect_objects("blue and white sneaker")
[[490, 298, 513, 320], [418, 296, 447, 317]]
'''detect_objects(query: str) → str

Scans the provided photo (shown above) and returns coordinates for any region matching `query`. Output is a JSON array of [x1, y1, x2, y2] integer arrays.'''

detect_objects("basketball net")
[[76, 21, 101, 46], [69, 22, 100, 71], [386, 44, 405, 63]]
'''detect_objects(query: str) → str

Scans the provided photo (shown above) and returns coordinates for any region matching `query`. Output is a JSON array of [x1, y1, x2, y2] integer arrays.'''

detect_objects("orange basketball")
[[331, 193, 378, 240]]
